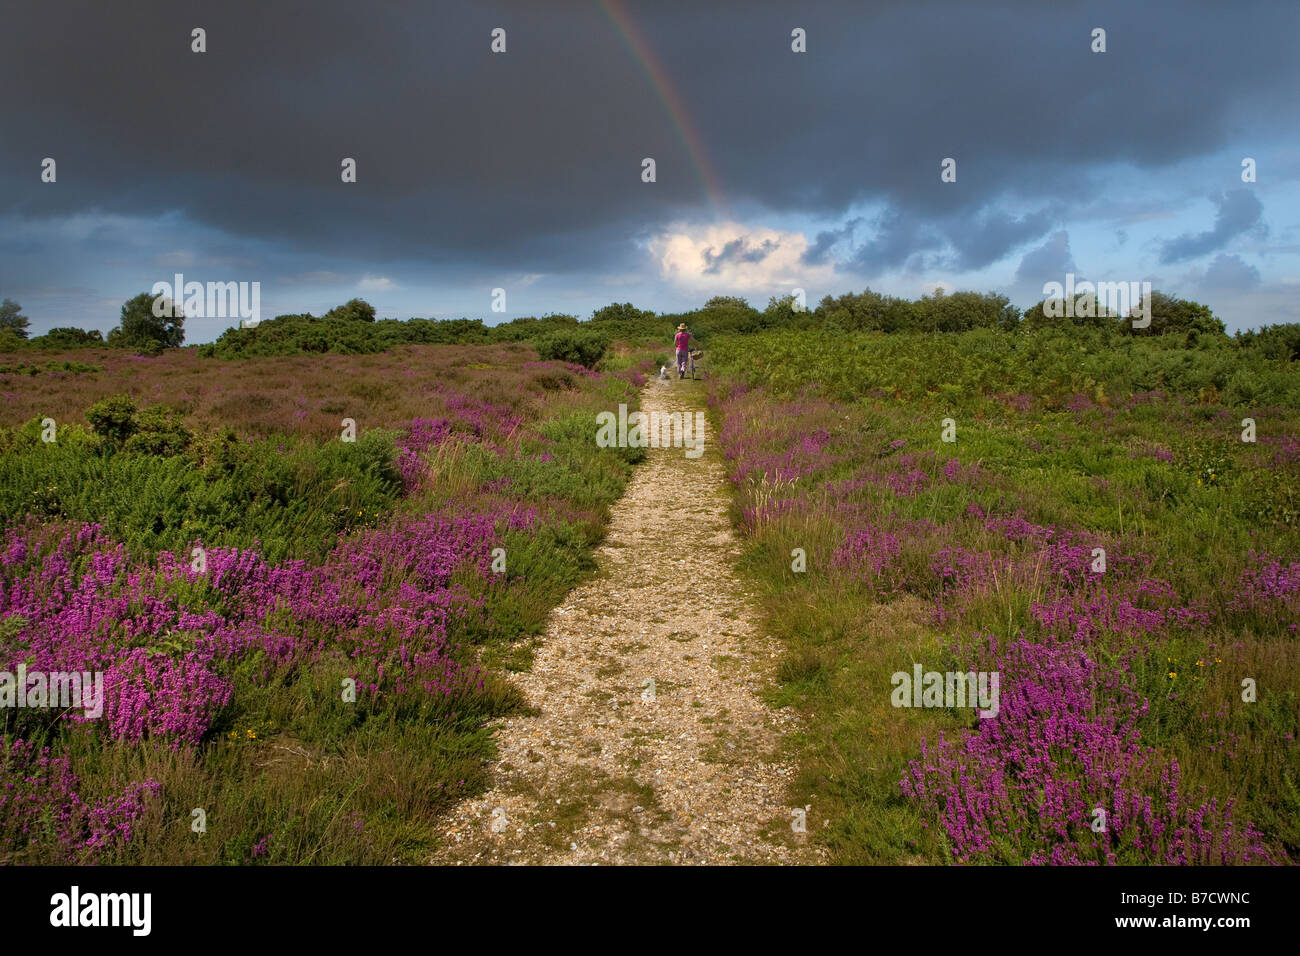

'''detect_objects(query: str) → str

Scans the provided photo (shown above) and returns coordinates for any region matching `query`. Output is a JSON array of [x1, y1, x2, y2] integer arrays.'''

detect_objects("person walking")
[[674, 323, 692, 379]]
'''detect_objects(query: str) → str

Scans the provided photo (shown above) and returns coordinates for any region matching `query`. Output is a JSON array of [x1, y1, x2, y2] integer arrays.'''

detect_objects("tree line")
[[2, 287, 1297, 364]]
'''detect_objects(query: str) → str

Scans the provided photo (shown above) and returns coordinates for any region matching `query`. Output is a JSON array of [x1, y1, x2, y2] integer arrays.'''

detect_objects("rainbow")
[[598, 0, 729, 217]]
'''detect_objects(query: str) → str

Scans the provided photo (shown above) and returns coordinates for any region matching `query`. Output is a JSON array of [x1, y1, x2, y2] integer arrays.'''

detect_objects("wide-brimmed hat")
[[677, 323, 688, 330]]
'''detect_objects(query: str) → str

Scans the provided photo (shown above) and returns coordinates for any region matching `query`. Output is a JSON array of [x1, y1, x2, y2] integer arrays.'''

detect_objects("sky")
[[2, 0, 1298, 342]]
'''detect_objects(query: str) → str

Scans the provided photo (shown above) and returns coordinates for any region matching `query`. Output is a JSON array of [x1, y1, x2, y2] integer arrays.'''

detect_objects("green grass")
[[709, 327, 1300, 865], [0, 346, 654, 864]]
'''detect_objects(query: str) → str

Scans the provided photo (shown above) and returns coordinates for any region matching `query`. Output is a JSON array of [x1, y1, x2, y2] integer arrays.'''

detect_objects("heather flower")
[[901, 635, 1276, 865]]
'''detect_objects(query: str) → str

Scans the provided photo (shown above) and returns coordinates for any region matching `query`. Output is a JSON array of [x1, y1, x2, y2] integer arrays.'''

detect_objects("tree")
[[1125, 291, 1226, 337], [0, 299, 30, 339], [590, 302, 654, 324], [38, 327, 103, 348], [694, 295, 762, 334], [702, 295, 751, 311], [913, 289, 1018, 333], [1019, 295, 1117, 333], [1236, 323, 1300, 362], [109, 292, 185, 349], [764, 294, 801, 324], [812, 288, 916, 332], [323, 298, 376, 322]]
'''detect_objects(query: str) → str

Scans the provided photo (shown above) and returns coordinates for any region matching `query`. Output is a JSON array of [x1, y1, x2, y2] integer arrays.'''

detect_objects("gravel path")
[[432, 379, 820, 865]]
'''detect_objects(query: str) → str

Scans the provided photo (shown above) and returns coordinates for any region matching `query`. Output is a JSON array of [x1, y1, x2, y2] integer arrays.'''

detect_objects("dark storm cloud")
[[1015, 230, 1076, 286], [702, 236, 779, 274], [940, 206, 1061, 271], [802, 218, 860, 266], [1159, 190, 1265, 264], [844, 207, 943, 277], [1200, 253, 1261, 292], [1, 0, 696, 274], [1, 0, 1296, 281], [675, 1, 1298, 218]]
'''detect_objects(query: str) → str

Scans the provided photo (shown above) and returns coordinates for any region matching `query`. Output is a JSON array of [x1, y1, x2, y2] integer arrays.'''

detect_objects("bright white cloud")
[[649, 222, 835, 294], [358, 275, 395, 291]]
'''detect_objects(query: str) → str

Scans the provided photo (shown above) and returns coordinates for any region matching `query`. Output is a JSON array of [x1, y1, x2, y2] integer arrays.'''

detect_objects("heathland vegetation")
[[1, 283, 1296, 864], [0, 342, 647, 862], [706, 314, 1299, 864]]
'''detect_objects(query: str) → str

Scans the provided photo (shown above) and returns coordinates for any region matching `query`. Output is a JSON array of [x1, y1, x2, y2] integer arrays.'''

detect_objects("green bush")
[[0, 416, 402, 563], [84, 396, 192, 457], [1237, 323, 1300, 362], [323, 298, 377, 323], [535, 329, 611, 369], [1123, 291, 1228, 338], [589, 302, 654, 325], [491, 314, 581, 342], [85, 394, 139, 447], [28, 327, 104, 349], [709, 325, 1300, 407], [123, 405, 191, 456]]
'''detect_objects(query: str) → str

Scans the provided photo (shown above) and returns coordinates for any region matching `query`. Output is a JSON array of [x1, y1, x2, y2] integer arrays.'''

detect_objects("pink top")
[[675, 331, 691, 350]]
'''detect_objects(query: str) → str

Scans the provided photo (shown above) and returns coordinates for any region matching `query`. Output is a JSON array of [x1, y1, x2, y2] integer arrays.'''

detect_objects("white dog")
[[659, 364, 669, 380]]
